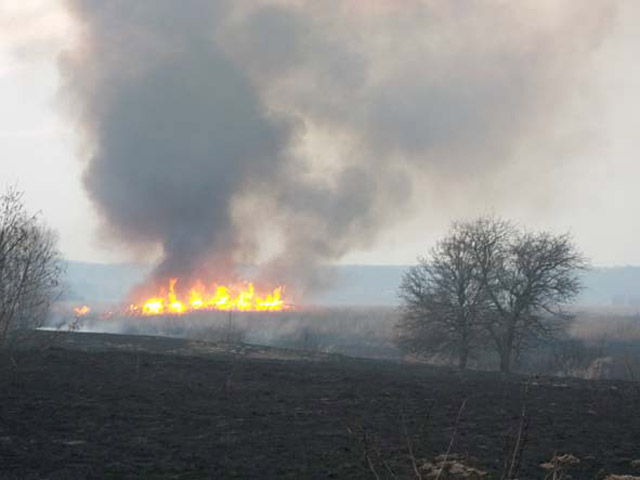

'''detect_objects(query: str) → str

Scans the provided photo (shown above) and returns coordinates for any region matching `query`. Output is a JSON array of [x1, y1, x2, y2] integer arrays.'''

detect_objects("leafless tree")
[[0, 187, 63, 345], [465, 217, 588, 373], [398, 216, 587, 373], [397, 224, 489, 369]]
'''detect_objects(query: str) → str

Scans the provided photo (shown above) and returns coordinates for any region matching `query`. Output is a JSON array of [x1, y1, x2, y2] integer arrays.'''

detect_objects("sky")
[[1, 0, 639, 268]]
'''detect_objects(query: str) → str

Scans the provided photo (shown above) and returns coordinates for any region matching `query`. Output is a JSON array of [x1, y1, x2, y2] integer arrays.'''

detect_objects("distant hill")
[[62, 261, 150, 303], [313, 265, 640, 308], [62, 261, 640, 308], [579, 266, 640, 307]]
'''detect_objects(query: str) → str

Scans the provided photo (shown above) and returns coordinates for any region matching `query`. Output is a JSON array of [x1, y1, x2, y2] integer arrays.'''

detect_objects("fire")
[[130, 278, 286, 316], [73, 305, 91, 316]]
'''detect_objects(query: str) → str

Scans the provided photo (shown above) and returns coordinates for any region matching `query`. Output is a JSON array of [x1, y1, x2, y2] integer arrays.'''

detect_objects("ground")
[[0, 332, 639, 479]]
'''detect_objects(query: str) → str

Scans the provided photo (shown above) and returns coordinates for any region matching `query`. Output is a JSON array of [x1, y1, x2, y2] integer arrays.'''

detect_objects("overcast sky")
[[1, 0, 639, 267]]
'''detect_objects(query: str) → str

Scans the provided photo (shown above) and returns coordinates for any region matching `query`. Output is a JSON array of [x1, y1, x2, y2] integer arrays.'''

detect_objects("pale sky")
[[1, 0, 639, 267]]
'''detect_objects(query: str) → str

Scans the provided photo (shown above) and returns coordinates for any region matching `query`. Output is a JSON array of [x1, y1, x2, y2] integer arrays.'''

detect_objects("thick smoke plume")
[[61, 0, 615, 296], [61, 0, 292, 282]]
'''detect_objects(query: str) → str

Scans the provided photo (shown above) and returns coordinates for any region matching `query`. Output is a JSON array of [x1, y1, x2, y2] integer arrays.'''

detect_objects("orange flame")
[[73, 305, 91, 316], [130, 278, 286, 316]]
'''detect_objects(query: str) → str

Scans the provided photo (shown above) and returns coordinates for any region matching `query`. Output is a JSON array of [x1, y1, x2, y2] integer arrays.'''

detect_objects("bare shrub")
[[550, 338, 603, 377], [540, 453, 580, 479], [421, 454, 487, 479], [586, 356, 615, 380]]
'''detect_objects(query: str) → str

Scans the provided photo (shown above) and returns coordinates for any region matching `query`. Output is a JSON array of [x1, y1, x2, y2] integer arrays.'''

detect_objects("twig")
[[360, 426, 381, 480], [435, 397, 468, 480], [502, 381, 530, 480], [401, 410, 423, 479], [542, 451, 558, 480], [347, 420, 395, 480]]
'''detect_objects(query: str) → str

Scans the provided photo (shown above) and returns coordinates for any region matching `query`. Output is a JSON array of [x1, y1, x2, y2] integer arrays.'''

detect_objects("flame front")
[[73, 305, 91, 316], [130, 278, 286, 316]]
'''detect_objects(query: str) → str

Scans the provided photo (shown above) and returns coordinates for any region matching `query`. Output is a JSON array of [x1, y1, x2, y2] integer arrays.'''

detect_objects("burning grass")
[[129, 278, 287, 315]]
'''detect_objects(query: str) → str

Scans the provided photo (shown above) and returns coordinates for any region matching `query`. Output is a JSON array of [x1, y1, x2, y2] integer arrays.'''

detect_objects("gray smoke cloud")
[[61, 0, 293, 282], [61, 0, 615, 296]]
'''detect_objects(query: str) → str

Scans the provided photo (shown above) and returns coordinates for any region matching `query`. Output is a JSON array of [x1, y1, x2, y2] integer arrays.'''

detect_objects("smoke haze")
[[60, 0, 616, 296]]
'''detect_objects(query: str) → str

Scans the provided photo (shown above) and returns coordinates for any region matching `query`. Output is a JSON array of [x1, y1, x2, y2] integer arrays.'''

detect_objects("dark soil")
[[1, 331, 639, 479]]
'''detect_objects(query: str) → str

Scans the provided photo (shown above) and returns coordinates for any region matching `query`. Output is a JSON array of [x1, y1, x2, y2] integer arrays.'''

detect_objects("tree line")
[[396, 216, 587, 373]]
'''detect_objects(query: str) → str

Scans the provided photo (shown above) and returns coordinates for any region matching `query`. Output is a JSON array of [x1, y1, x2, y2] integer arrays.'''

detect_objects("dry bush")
[[540, 453, 580, 479], [421, 454, 488, 479]]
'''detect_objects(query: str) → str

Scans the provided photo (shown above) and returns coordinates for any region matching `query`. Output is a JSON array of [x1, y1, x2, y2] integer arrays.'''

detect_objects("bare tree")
[[397, 224, 488, 369], [398, 216, 587, 373], [465, 217, 588, 373], [0, 187, 63, 345]]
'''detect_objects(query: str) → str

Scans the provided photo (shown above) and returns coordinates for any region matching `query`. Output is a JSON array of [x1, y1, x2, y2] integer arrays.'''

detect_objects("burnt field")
[[1, 332, 639, 479]]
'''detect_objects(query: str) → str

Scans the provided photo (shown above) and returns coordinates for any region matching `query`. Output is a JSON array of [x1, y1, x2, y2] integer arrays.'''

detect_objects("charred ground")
[[1, 332, 639, 479]]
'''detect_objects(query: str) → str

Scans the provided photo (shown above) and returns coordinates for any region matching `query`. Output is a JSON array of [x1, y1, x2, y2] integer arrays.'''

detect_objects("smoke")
[[60, 0, 294, 281], [60, 0, 616, 295]]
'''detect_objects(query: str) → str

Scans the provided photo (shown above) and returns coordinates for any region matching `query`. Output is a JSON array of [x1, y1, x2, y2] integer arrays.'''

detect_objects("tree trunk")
[[499, 348, 512, 374], [500, 323, 516, 374], [458, 328, 469, 370], [458, 348, 469, 370], [0, 310, 9, 346]]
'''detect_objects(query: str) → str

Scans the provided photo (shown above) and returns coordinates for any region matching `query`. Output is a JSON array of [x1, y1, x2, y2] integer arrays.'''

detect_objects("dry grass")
[[421, 454, 487, 479], [540, 453, 580, 479]]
